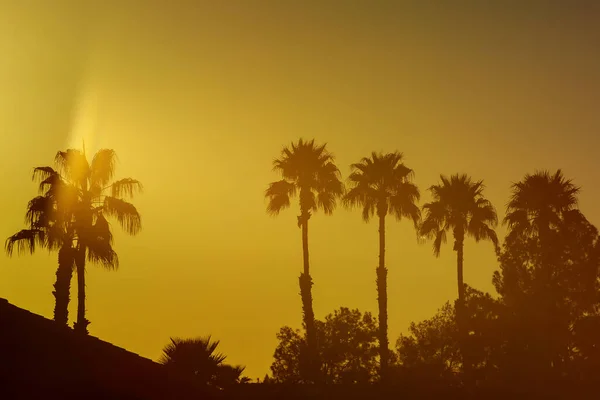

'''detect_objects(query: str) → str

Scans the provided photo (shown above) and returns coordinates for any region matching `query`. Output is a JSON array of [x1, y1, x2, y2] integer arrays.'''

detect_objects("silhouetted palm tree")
[[343, 152, 420, 380], [6, 184, 77, 325], [160, 336, 248, 387], [8, 148, 142, 334], [419, 174, 498, 375], [420, 174, 498, 309], [505, 169, 579, 242], [265, 138, 344, 382]]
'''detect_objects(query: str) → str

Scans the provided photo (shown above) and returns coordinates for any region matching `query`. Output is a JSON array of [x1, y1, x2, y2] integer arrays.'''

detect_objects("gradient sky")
[[1, 1, 599, 378]]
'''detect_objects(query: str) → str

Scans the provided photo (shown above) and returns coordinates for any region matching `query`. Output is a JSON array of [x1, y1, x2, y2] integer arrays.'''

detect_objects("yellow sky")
[[1, 1, 599, 378]]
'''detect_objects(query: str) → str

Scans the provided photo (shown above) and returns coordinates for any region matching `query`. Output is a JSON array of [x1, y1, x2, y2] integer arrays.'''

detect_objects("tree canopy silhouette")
[[343, 151, 420, 380], [396, 301, 460, 379], [270, 307, 379, 384], [265, 138, 344, 383]]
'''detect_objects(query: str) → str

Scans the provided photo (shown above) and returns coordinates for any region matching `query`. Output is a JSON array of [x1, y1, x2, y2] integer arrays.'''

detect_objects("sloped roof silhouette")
[[0, 298, 217, 400]]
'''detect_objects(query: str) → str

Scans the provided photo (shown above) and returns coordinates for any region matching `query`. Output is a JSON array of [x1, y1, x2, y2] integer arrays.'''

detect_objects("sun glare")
[[68, 78, 99, 155]]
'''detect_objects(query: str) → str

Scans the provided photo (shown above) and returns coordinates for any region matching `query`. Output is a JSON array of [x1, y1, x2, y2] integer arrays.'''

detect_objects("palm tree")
[[6, 184, 77, 325], [419, 174, 498, 377], [503, 170, 580, 376], [420, 174, 499, 310], [504, 169, 580, 294], [504, 169, 579, 243], [159, 336, 248, 387], [265, 138, 344, 382], [343, 152, 420, 380], [9, 148, 142, 334], [65, 148, 142, 334]]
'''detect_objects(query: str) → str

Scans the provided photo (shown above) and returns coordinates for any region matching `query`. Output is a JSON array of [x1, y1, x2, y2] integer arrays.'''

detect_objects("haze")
[[1, 1, 599, 378]]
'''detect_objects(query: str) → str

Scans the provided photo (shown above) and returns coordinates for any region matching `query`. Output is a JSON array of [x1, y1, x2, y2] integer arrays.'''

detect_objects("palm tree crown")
[[265, 138, 344, 219], [30, 149, 142, 268], [420, 174, 499, 256], [160, 336, 227, 373], [504, 169, 579, 238], [160, 336, 248, 387], [344, 151, 420, 224]]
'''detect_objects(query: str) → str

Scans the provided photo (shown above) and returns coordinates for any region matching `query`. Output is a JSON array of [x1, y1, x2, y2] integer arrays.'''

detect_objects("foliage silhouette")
[[5, 184, 76, 325], [265, 138, 344, 383], [391, 170, 600, 393], [396, 301, 460, 379], [7, 139, 600, 398], [395, 286, 504, 388], [6, 148, 142, 333], [270, 307, 379, 384], [493, 170, 600, 388], [343, 151, 420, 380], [419, 174, 498, 376], [159, 336, 249, 388], [504, 169, 580, 239]]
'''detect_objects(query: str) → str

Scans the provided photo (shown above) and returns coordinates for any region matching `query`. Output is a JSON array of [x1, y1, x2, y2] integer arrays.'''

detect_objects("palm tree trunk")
[[456, 238, 464, 306], [454, 231, 472, 383], [74, 247, 89, 334], [298, 211, 319, 383], [53, 246, 74, 325], [376, 213, 389, 381]]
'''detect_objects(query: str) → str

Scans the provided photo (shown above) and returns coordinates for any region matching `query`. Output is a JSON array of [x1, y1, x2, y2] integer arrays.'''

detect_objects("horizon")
[[1, 1, 599, 379]]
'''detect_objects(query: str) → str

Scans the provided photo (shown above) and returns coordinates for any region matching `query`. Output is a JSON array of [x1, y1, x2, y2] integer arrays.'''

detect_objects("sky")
[[1, 1, 599, 379]]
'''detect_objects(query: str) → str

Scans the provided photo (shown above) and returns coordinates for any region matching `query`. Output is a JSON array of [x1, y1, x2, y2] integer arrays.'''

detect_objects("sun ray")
[[68, 78, 99, 155]]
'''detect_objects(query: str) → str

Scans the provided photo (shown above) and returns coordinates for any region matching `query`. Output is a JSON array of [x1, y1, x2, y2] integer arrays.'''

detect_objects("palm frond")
[[37, 173, 65, 195], [45, 224, 68, 251], [102, 196, 142, 235], [32, 166, 59, 184], [265, 180, 296, 215], [315, 165, 344, 215], [55, 149, 89, 184], [419, 202, 446, 238], [79, 213, 116, 267], [90, 149, 117, 187], [110, 178, 144, 199], [391, 201, 421, 228], [389, 181, 421, 225], [470, 223, 499, 251], [432, 229, 447, 257], [93, 213, 113, 241], [5, 229, 46, 256], [86, 240, 119, 270], [315, 191, 335, 215], [343, 185, 377, 209], [159, 336, 227, 368], [24, 196, 53, 226]]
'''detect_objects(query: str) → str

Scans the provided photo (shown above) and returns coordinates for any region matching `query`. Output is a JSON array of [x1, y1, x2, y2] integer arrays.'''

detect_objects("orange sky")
[[1, 1, 599, 378]]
